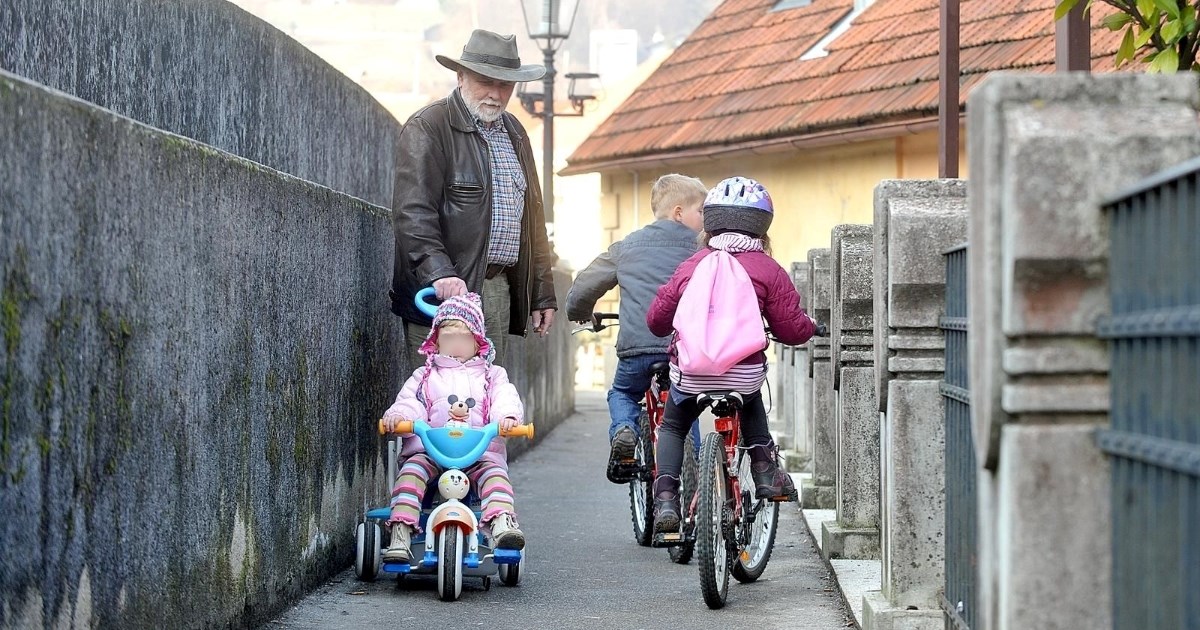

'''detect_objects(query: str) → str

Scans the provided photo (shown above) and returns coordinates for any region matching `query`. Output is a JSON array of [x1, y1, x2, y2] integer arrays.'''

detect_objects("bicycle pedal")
[[651, 532, 684, 548], [606, 460, 640, 484], [770, 489, 799, 503]]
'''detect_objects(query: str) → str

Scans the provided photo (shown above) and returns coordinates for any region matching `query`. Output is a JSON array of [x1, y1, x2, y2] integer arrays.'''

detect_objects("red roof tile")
[[564, 0, 1130, 173]]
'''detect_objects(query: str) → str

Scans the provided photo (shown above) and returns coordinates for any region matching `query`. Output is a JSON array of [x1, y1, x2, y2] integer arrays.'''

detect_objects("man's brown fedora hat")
[[436, 29, 546, 82]]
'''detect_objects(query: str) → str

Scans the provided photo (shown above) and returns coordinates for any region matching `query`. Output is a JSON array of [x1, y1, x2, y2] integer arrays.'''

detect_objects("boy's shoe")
[[605, 426, 639, 484], [748, 444, 798, 501], [383, 522, 413, 564], [489, 513, 526, 550], [652, 475, 681, 533]]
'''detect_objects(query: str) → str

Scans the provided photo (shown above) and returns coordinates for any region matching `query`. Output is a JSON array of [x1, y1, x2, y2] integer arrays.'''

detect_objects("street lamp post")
[[518, 0, 595, 228], [541, 45, 556, 225]]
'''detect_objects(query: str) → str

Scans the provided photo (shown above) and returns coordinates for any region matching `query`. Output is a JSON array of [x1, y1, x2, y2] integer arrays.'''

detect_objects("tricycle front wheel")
[[437, 526, 464, 601]]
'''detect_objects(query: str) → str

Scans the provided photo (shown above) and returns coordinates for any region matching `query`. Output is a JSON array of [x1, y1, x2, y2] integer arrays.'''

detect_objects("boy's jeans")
[[608, 354, 700, 454]]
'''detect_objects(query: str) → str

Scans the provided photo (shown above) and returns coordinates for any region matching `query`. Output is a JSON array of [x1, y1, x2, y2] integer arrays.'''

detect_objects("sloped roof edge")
[[560, 113, 951, 176]]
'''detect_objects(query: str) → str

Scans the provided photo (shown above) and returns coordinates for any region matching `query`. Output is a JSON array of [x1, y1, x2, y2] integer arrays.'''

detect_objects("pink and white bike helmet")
[[702, 176, 774, 237]]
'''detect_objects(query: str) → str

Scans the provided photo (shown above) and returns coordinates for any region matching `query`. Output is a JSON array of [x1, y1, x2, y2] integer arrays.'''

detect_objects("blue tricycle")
[[354, 418, 534, 600], [353, 287, 534, 601]]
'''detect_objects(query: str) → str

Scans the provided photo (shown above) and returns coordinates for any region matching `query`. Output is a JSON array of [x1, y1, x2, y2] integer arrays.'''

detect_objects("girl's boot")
[[652, 474, 681, 532], [747, 443, 797, 501]]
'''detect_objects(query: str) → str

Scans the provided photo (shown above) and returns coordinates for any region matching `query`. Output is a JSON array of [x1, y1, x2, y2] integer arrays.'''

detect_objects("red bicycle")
[[573, 312, 698, 563], [685, 390, 789, 609]]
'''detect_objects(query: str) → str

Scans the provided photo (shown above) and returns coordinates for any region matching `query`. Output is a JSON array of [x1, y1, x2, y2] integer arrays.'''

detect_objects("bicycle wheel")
[[669, 429, 698, 564], [696, 431, 731, 609], [629, 410, 655, 546], [732, 451, 779, 583]]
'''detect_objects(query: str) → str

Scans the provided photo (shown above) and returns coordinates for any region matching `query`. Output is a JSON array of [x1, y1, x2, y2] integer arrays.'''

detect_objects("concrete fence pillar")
[[862, 180, 968, 630], [803, 248, 835, 509], [791, 261, 812, 461], [967, 73, 1200, 630], [773, 343, 795, 450], [822, 225, 879, 559]]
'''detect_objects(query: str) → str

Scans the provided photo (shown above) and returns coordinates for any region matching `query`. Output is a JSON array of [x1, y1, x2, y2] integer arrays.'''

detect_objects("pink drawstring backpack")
[[672, 250, 768, 376]]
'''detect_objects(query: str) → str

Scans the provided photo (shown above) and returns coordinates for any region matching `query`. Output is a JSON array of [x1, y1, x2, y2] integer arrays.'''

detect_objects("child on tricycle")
[[379, 292, 528, 564]]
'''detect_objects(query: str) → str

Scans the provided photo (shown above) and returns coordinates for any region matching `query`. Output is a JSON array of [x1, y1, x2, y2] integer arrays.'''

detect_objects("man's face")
[[458, 70, 516, 123], [675, 199, 705, 233]]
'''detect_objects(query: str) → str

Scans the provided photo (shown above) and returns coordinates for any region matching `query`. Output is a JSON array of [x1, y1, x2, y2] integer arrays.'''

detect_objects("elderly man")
[[390, 29, 557, 371]]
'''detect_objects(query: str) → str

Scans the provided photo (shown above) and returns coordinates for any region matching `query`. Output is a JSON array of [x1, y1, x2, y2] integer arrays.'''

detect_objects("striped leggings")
[[388, 453, 516, 529]]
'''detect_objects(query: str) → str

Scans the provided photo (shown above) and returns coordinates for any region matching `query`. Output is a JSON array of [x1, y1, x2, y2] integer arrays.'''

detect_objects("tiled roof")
[[564, 0, 1123, 174]]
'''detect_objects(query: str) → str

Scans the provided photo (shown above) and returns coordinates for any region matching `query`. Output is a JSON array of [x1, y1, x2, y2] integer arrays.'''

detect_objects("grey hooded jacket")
[[566, 219, 699, 357]]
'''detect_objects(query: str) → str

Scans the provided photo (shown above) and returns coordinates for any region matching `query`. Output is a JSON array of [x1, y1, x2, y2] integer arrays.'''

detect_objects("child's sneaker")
[[383, 522, 413, 564], [606, 426, 638, 484], [489, 513, 525, 550]]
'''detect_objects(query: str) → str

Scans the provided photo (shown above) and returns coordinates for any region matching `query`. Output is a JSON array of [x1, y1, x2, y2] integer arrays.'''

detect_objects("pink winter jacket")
[[383, 354, 524, 469], [646, 248, 817, 364]]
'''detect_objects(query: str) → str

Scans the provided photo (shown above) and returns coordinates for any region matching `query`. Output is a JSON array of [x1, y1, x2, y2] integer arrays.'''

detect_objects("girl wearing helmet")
[[644, 176, 820, 533]]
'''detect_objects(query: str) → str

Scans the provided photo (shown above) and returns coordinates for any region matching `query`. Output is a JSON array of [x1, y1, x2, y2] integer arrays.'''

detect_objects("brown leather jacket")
[[389, 89, 557, 335]]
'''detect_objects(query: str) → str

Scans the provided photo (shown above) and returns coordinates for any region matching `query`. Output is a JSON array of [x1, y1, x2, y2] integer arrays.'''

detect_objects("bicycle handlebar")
[[765, 319, 829, 344], [377, 418, 535, 440], [571, 312, 619, 335]]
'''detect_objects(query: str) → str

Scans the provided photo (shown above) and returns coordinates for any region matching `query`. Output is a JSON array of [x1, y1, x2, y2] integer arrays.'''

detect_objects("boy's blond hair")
[[651, 174, 706, 219]]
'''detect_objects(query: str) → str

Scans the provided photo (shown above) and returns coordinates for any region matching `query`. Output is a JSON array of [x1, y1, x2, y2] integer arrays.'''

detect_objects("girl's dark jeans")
[[655, 386, 770, 480]]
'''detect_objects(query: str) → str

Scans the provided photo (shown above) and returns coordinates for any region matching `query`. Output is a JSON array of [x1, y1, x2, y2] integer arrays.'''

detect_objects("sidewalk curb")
[[794, 472, 880, 630]]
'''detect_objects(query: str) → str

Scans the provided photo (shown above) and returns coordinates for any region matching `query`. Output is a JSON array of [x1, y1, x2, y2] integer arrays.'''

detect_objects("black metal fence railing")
[[1098, 157, 1200, 630], [939, 243, 975, 630]]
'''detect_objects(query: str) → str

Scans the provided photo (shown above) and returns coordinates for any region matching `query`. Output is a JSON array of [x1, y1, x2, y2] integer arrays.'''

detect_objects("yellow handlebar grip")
[[500, 423, 535, 440], [378, 419, 414, 435]]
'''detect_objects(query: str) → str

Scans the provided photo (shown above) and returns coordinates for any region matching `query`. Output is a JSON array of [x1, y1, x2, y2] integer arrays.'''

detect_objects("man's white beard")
[[466, 96, 504, 123]]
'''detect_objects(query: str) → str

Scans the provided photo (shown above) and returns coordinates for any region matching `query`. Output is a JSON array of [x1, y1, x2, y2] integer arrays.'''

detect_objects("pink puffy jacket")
[[383, 354, 524, 469]]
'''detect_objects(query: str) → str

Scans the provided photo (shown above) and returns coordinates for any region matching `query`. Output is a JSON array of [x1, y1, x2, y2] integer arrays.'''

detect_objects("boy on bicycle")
[[566, 174, 706, 483]]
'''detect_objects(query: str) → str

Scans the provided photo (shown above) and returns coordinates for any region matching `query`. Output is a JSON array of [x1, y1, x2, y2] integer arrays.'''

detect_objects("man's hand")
[[433, 276, 468, 300], [499, 416, 520, 432], [532, 308, 556, 337]]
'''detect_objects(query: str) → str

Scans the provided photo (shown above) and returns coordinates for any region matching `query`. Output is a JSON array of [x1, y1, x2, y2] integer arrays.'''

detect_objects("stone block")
[[967, 72, 1200, 469], [802, 479, 837, 509], [995, 424, 1111, 630], [807, 249, 833, 373], [872, 179, 967, 409], [863, 591, 943, 630], [836, 367, 879, 530], [792, 261, 811, 297], [811, 355, 837, 488], [792, 347, 812, 456], [821, 521, 881, 561], [881, 380, 945, 608], [784, 450, 811, 472], [831, 225, 873, 390]]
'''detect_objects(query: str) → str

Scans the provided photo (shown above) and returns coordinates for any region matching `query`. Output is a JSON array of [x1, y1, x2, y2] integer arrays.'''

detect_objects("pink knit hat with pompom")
[[418, 292, 494, 361]]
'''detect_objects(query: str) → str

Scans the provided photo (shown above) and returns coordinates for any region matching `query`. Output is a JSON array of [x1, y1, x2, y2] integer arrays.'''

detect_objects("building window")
[[772, 0, 813, 11]]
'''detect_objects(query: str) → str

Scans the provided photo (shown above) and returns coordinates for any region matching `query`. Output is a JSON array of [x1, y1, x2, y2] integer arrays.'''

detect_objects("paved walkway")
[[262, 391, 852, 630]]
